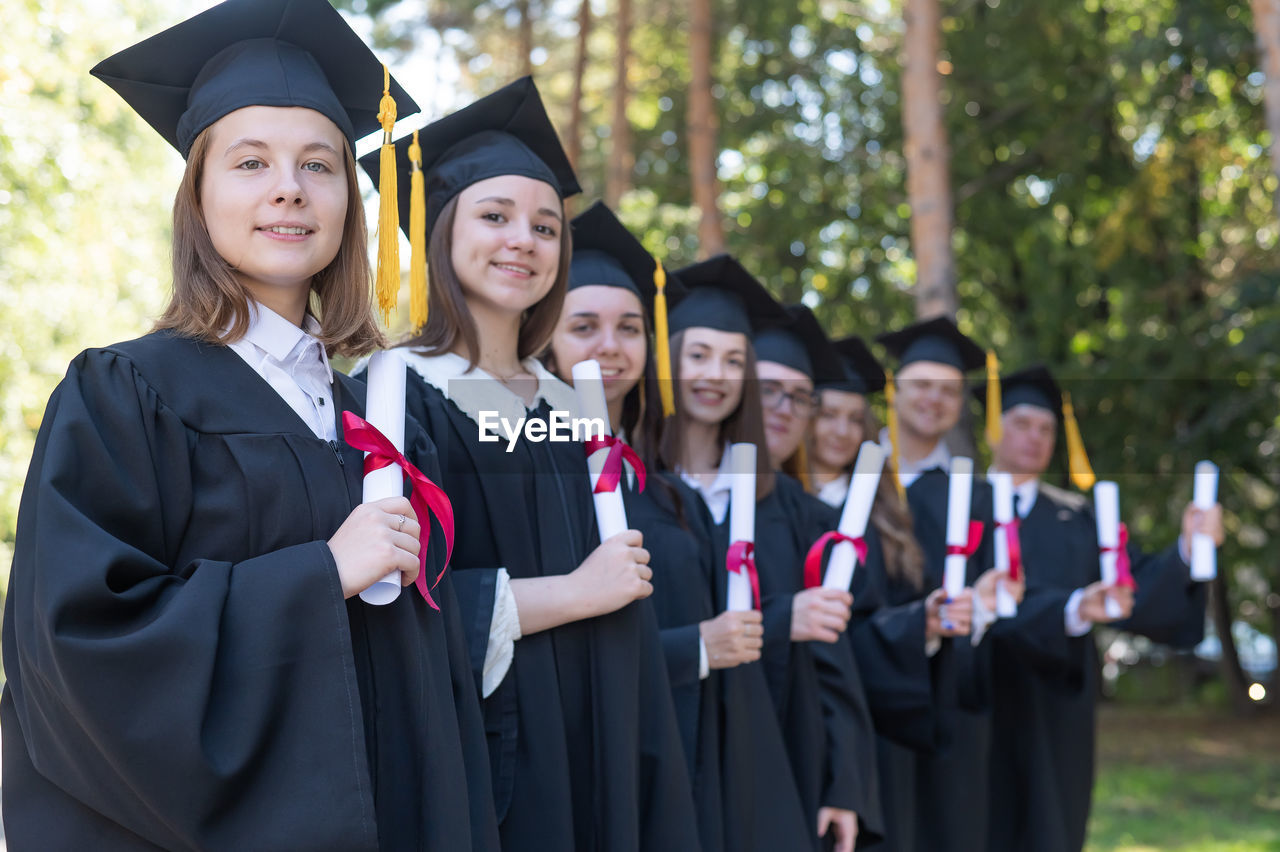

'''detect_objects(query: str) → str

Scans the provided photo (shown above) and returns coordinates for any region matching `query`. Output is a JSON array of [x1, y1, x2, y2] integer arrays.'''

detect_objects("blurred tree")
[[689, 0, 727, 254], [1250, 0, 1280, 215]]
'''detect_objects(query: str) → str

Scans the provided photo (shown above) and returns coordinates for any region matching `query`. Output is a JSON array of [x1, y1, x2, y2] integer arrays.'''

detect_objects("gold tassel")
[[408, 129, 428, 331], [653, 259, 675, 417], [375, 64, 399, 324], [885, 368, 907, 502], [1062, 391, 1096, 491], [793, 440, 812, 493], [985, 350, 1002, 448]]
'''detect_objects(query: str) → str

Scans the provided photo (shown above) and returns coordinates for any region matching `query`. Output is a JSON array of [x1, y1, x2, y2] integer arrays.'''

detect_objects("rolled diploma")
[[991, 471, 1018, 617], [1094, 481, 1124, 618], [823, 441, 884, 591], [360, 351, 408, 605], [572, 359, 629, 542], [726, 442, 757, 611], [944, 456, 974, 600], [1191, 461, 1218, 581]]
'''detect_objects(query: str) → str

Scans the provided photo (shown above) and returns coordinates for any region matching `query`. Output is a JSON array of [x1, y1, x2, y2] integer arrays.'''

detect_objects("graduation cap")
[[90, 0, 419, 158], [973, 364, 1096, 490], [360, 76, 580, 329], [822, 336, 886, 395], [875, 315, 987, 373], [92, 0, 419, 321], [570, 201, 683, 416], [668, 255, 788, 338], [754, 305, 846, 386]]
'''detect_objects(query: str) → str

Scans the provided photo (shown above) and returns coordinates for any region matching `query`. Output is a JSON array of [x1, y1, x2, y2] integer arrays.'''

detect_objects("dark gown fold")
[[2, 331, 499, 851]]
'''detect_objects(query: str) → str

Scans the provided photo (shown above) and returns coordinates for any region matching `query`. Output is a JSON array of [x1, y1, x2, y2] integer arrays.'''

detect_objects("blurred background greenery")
[[1, 0, 1277, 843]]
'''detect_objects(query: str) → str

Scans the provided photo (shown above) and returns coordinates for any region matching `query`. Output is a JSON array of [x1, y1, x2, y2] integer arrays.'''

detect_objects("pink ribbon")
[[583, 435, 647, 494], [726, 540, 761, 610], [803, 531, 868, 589], [1100, 522, 1137, 590], [994, 517, 1023, 582], [342, 411, 454, 610], [946, 520, 986, 559]]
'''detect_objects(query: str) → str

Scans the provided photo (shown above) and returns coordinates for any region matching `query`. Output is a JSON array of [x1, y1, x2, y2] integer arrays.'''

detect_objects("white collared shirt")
[[227, 302, 335, 441], [680, 443, 736, 525], [879, 426, 952, 488], [816, 473, 850, 509]]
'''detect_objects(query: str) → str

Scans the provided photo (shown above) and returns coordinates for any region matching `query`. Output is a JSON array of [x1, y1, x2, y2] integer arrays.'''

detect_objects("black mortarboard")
[[360, 76, 580, 239], [754, 305, 846, 385], [972, 364, 1063, 418], [569, 202, 684, 318], [668, 255, 788, 337], [91, 0, 418, 159], [876, 315, 986, 373], [822, 336, 886, 395]]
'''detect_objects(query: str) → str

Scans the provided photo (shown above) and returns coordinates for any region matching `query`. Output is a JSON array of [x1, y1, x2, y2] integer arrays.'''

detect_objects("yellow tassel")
[[653, 259, 675, 417], [375, 64, 399, 324], [408, 129, 428, 331], [1062, 391, 1096, 491], [985, 350, 1002, 448], [885, 368, 907, 503], [793, 440, 812, 493]]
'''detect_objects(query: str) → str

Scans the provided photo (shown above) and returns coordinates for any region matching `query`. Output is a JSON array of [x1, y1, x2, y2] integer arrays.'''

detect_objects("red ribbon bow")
[[726, 540, 761, 610], [342, 411, 454, 610], [583, 435, 647, 494], [994, 517, 1023, 582], [1100, 522, 1137, 589], [945, 520, 986, 559], [803, 530, 869, 589]]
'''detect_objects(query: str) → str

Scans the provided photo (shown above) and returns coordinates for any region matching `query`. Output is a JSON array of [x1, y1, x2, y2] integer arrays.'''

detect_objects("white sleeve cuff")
[[971, 593, 998, 647], [699, 637, 710, 679], [925, 635, 942, 657], [1064, 588, 1092, 637], [481, 568, 523, 698]]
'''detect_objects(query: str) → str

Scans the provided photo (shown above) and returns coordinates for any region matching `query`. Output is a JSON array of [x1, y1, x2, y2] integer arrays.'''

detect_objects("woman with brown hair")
[[360, 79, 699, 852], [1, 1, 497, 849]]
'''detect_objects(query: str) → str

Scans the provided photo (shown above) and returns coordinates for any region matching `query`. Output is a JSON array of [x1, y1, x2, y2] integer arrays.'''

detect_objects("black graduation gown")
[[731, 472, 884, 849], [1, 332, 499, 851], [625, 472, 810, 852], [398, 366, 701, 852], [985, 482, 1206, 852], [903, 467, 996, 852]]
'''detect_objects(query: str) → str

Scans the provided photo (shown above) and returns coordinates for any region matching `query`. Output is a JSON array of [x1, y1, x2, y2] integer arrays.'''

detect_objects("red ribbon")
[[726, 540, 761, 610], [995, 517, 1023, 582], [945, 520, 986, 559], [803, 530, 868, 589], [1100, 522, 1137, 589], [342, 411, 454, 610], [583, 435, 647, 494]]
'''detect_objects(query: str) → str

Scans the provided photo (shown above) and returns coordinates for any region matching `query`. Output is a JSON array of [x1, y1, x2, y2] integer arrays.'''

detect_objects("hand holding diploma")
[[990, 471, 1021, 617], [944, 457, 983, 602], [805, 441, 883, 591], [1187, 461, 1223, 581], [572, 359, 633, 542], [1094, 481, 1136, 619], [726, 443, 759, 611], [357, 351, 411, 605]]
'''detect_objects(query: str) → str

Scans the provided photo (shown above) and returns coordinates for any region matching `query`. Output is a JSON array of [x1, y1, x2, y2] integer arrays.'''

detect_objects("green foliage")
[[0, 0, 182, 592]]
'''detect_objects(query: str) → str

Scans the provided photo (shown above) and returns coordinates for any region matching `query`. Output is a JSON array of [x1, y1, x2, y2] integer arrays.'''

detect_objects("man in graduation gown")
[[975, 365, 1221, 852], [875, 317, 1018, 852]]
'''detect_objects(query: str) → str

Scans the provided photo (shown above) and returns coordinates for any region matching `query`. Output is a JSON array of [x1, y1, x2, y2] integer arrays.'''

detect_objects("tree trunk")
[[517, 0, 534, 77], [902, 0, 956, 319], [566, 0, 592, 175], [1210, 571, 1253, 713], [605, 0, 634, 206], [687, 0, 726, 256], [1251, 0, 1280, 219]]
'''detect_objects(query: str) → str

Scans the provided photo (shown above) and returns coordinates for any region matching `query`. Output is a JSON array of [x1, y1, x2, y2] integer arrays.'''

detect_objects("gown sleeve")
[[2, 349, 380, 851]]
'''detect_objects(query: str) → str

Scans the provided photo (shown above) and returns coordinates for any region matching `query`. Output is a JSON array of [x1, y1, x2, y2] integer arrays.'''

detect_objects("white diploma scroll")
[[991, 471, 1018, 617], [726, 442, 757, 612], [1094, 481, 1124, 618], [360, 351, 408, 606], [572, 359, 630, 543], [944, 456, 975, 600], [1191, 460, 1218, 582], [823, 441, 885, 591]]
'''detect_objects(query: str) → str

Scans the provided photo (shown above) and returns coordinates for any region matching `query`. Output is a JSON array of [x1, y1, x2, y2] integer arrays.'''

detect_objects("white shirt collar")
[[985, 466, 1040, 518], [238, 303, 333, 383], [679, 443, 735, 525], [395, 348, 580, 426], [879, 426, 951, 488], [815, 473, 850, 508]]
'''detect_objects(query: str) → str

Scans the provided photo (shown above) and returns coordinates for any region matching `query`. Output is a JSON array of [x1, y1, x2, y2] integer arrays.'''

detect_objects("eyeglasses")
[[760, 381, 818, 416]]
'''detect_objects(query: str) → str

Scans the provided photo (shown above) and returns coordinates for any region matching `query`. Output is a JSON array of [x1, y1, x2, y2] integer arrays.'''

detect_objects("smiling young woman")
[[0, 1, 498, 850], [358, 79, 699, 852]]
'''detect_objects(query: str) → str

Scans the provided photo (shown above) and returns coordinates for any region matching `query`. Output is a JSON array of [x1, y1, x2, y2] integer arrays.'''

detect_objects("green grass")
[[1086, 706, 1280, 852]]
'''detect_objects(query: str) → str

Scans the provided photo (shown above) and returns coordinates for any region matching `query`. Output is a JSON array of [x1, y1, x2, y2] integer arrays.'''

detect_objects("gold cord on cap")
[[985, 350, 1002, 448], [1062, 391, 1096, 490], [408, 129, 428, 330], [375, 64, 399, 322], [653, 259, 675, 417]]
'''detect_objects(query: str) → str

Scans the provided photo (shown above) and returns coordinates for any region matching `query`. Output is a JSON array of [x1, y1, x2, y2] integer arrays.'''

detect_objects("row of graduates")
[[1, 0, 1222, 849]]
